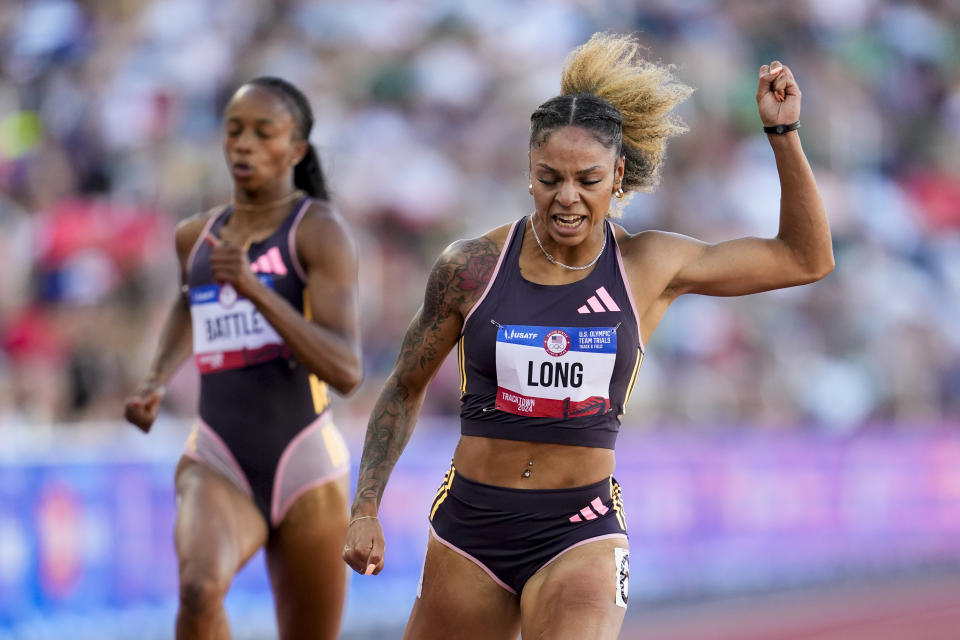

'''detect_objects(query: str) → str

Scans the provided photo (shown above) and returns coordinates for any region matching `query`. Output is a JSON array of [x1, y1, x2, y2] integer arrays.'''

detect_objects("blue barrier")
[[3, 421, 960, 637]]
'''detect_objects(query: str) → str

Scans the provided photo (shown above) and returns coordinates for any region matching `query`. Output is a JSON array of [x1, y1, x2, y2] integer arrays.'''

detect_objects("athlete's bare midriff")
[[452, 435, 615, 489]]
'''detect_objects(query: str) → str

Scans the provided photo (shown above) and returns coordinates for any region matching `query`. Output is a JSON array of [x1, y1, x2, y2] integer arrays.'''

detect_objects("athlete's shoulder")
[[297, 197, 339, 221], [174, 205, 224, 261], [440, 219, 514, 265], [439, 221, 513, 282], [607, 220, 660, 245], [611, 224, 702, 263], [428, 220, 514, 311], [294, 198, 358, 275], [294, 198, 351, 240], [177, 204, 226, 229]]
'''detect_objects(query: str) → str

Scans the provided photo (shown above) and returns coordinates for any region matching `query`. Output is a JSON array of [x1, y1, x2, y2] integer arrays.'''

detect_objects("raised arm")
[[207, 203, 363, 395], [342, 235, 500, 576], [123, 214, 207, 433], [642, 61, 833, 301]]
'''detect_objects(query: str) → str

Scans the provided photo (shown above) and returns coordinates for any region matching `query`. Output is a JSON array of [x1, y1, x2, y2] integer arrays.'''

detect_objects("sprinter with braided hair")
[[344, 32, 832, 639], [126, 76, 361, 639]]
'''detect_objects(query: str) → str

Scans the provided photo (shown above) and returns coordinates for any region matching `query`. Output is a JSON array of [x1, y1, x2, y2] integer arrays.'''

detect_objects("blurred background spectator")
[[2, 0, 958, 431], [2, 1, 960, 637]]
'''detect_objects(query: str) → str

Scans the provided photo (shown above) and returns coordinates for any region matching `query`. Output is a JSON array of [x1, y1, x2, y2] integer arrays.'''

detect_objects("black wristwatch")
[[763, 121, 800, 135]]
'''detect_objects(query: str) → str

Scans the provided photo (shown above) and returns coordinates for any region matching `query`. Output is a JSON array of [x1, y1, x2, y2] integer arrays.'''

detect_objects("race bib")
[[494, 324, 616, 418], [190, 276, 286, 373]]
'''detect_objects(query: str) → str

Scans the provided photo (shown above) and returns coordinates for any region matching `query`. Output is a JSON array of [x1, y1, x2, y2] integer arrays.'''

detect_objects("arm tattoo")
[[457, 251, 496, 291], [352, 236, 499, 511]]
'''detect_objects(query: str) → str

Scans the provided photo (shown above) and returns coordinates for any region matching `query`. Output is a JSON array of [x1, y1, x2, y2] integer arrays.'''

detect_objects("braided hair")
[[245, 76, 329, 200]]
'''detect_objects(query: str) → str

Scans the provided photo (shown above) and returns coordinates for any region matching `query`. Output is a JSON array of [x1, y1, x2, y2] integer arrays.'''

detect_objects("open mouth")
[[552, 214, 587, 230], [231, 162, 254, 179]]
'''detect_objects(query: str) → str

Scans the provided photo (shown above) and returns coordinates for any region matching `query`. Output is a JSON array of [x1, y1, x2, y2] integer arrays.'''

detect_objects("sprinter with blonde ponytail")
[[344, 32, 832, 640]]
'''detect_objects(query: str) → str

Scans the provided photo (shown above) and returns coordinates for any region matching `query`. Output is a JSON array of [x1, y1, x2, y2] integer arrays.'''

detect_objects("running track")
[[621, 571, 960, 640], [341, 571, 960, 639]]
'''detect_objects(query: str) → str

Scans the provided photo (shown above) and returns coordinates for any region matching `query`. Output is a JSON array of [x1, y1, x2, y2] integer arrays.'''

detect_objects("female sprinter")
[[125, 76, 362, 640], [343, 33, 832, 640]]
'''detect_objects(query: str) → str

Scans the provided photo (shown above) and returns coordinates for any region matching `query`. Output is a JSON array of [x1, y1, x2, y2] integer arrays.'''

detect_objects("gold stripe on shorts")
[[611, 477, 627, 531], [430, 463, 457, 520]]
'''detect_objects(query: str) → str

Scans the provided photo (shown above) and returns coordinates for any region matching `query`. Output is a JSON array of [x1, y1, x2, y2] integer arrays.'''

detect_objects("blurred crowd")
[[1, 0, 958, 432]]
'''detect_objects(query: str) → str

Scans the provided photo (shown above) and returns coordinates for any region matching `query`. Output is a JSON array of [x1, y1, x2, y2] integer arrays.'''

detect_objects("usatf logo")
[[543, 330, 570, 357], [505, 329, 537, 340]]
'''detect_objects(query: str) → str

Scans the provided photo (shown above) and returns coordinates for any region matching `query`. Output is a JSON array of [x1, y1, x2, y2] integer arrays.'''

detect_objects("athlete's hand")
[[206, 233, 259, 297], [123, 381, 165, 433], [343, 515, 385, 576], [757, 61, 801, 127]]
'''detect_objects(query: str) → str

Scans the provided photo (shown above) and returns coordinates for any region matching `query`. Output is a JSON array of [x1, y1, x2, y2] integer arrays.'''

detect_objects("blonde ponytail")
[[559, 32, 692, 193]]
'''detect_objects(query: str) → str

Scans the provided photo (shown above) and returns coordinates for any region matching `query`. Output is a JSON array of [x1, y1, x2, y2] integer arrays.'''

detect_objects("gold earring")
[[614, 187, 624, 199]]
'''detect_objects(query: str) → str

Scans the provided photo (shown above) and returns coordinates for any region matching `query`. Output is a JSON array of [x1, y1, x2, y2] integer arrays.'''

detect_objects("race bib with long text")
[[494, 324, 616, 418]]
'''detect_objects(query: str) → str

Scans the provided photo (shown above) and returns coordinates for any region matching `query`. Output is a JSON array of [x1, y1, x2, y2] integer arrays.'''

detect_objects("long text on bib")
[[494, 324, 616, 418]]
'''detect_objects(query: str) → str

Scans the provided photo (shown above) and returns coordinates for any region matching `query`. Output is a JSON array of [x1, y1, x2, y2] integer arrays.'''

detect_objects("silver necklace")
[[529, 216, 606, 271], [232, 189, 304, 212]]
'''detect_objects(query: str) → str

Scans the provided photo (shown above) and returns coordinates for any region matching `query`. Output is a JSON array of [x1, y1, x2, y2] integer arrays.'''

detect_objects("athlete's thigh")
[[404, 534, 520, 640], [174, 457, 268, 580], [519, 537, 629, 640], [264, 475, 349, 640]]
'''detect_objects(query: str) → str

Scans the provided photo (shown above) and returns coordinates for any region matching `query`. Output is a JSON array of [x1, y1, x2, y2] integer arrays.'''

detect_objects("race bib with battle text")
[[190, 276, 287, 373]]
